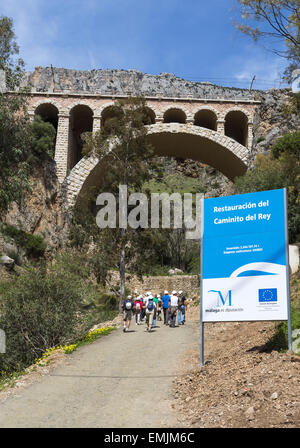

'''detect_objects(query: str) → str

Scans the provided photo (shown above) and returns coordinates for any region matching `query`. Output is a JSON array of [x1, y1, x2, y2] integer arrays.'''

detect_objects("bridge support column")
[[54, 113, 70, 182], [217, 120, 225, 135], [248, 122, 253, 150], [93, 115, 101, 133], [28, 110, 35, 122]]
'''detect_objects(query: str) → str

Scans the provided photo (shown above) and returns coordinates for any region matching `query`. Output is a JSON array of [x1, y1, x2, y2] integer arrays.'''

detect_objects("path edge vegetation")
[[0, 325, 116, 392]]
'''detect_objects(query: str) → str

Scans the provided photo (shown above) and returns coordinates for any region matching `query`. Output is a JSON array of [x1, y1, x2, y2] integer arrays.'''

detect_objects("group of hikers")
[[121, 290, 187, 332]]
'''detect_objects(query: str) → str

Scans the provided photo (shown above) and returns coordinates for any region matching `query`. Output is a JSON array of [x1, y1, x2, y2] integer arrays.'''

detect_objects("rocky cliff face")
[[22, 66, 256, 100], [251, 88, 300, 161], [1, 158, 69, 258]]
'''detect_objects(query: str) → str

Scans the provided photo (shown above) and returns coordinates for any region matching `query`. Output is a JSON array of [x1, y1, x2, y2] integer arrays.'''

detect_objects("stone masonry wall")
[[109, 271, 199, 297]]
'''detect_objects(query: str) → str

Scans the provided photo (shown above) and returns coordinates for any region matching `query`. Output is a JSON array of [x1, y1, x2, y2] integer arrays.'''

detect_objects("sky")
[[0, 0, 290, 90]]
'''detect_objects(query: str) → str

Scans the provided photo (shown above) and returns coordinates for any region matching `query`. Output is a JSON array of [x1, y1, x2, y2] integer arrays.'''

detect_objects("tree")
[[272, 129, 300, 158], [0, 16, 31, 214], [0, 15, 25, 89], [30, 115, 56, 159], [83, 97, 158, 301], [0, 17, 56, 215], [234, 1, 300, 80]]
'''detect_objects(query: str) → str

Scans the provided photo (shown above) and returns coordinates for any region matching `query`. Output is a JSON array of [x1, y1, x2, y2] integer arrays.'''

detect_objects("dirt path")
[[0, 318, 198, 428], [174, 309, 300, 428]]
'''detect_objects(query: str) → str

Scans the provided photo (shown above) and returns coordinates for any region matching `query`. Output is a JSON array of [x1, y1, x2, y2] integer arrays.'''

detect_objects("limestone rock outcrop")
[[22, 66, 255, 100]]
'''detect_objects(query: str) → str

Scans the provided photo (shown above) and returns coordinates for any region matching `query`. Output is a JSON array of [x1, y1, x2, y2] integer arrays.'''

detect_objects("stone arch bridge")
[[27, 88, 260, 207]]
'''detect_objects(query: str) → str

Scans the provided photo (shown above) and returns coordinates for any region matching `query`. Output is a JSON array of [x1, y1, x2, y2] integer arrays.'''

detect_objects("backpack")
[[125, 300, 132, 310], [135, 302, 141, 310], [147, 300, 154, 311]]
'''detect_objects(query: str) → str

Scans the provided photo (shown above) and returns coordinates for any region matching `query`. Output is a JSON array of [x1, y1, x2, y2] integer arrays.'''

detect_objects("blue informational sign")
[[201, 188, 289, 322]]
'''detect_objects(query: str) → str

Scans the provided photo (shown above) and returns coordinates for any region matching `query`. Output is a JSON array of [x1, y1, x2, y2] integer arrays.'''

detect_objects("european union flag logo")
[[259, 288, 278, 303]]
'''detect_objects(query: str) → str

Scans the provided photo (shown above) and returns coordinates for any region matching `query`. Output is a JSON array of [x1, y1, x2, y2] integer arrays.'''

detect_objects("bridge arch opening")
[[163, 108, 186, 124], [225, 110, 248, 146], [35, 103, 59, 131], [194, 109, 217, 130], [68, 104, 93, 170], [142, 106, 156, 125], [101, 105, 124, 129], [69, 124, 248, 208]]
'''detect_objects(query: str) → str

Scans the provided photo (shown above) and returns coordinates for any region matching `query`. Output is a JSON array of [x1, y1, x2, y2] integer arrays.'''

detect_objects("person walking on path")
[[134, 295, 143, 325], [169, 291, 179, 328], [144, 292, 156, 332], [162, 290, 170, 325], [152, 294, 159, 328], [178, 291, 187, 325], [140, 294, 146, 322], [157, 294, 162, 321], [122, 295, 135, 332]]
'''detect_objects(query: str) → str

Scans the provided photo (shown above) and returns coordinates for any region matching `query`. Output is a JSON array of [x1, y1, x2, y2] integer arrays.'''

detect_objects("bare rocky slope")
[[22, 66, 255, 99], [0, 158, 69, 257], [173, 311, 300, 428], [173, 268, 300, 429]]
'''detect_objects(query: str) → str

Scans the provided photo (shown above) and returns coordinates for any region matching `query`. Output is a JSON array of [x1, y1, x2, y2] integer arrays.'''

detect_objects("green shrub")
[[272, 131, 300, 159], [51, 249, 119, 324], [30, 116, 56, 159], [234, 152, 300, 243], [0, 250, 119, 375], [0, 224, 46, 258], [0, 265, 90, 374]]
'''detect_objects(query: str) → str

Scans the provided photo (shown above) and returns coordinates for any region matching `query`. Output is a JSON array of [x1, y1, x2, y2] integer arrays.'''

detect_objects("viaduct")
[[18, 68, 261, 206]]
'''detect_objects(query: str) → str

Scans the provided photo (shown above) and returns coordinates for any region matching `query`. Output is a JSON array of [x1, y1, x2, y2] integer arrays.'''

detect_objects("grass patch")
[[0, 369, 26, 392], [35, 326, 116, 363], [143, 173, 206, 197]]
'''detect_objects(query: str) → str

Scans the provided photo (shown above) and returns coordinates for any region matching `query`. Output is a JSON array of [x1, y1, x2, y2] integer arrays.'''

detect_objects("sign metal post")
[[200, 196, 204, 367], [284, 188, 292, 351]]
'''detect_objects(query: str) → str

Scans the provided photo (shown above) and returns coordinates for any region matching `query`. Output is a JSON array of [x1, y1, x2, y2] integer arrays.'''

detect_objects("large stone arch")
[[64, 123, 249, 208], [34, 102, 60, 130], [29, 98, 63, 116]]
